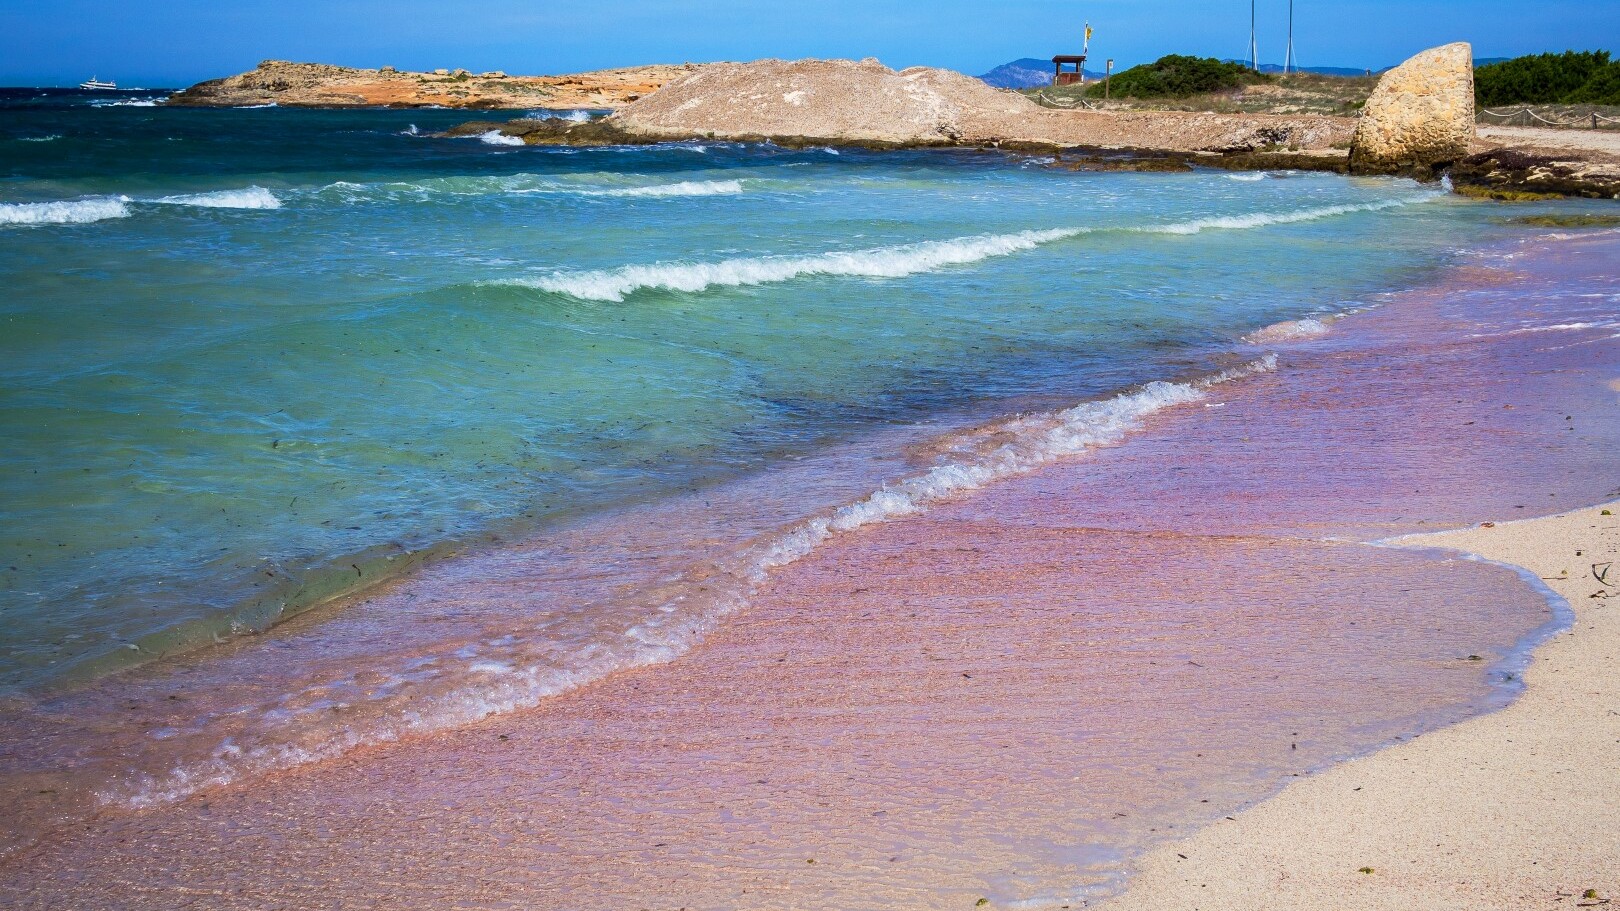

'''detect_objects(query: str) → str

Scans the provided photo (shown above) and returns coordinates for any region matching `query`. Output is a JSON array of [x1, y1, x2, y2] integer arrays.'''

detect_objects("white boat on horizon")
[[79, 77, 117, 90]]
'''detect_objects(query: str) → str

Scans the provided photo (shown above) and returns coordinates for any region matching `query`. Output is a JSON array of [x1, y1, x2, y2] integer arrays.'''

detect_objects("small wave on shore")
[[1243, 315, 1336, 344], [96, 354, 1276, 814], [0, 196, 132, 226]]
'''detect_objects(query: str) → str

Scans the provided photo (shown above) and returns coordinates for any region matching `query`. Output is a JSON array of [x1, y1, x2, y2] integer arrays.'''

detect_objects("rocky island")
[[166, 59, 704, 109]]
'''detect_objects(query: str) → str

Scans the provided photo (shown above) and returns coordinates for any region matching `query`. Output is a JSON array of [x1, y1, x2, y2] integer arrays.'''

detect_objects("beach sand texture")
[[1098, 503, 1620, 910], [2, 229, 1615, 908]]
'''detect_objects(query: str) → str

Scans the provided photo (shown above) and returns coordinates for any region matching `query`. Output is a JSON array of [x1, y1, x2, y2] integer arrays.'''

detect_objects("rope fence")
[[1479, 106, 1620, 129]]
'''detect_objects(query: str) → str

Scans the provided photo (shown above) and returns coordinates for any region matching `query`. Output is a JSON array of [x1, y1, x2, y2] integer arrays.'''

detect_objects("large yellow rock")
[[1349, 42, 1475, 174]]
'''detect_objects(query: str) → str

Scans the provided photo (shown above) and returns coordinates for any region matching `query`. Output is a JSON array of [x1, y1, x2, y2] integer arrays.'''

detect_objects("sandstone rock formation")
[[611, 57, 1039, 144], [1348, 43, 1475, 175], [167, 60, 704, 110]]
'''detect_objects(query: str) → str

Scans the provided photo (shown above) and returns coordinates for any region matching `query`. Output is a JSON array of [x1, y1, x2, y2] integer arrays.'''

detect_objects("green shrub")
[[1087, 55, 1265, 99], [1475, 51, 1620, 106]]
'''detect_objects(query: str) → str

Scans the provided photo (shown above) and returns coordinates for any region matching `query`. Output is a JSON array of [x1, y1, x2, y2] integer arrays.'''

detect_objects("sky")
[[2, 0, 1616, 87]]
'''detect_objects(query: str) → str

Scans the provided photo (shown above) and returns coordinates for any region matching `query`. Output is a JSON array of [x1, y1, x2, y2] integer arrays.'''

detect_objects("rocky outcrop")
[[167, 60, 704, 110], [1449, 149, 1620, 200], [611, 58, 1040, 145], [1348, 43, 1475, 176]]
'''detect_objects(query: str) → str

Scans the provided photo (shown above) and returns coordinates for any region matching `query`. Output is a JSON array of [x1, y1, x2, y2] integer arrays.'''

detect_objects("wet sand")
[[2, 231, 1617, 908], [1098, 502, 1620, 910]]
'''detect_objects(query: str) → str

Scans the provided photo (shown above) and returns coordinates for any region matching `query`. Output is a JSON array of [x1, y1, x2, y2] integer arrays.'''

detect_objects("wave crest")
[[505, 198, 1432, 301], [153, 187, 282, 209], [0, 196, 132, 226], [509, 228, 1081, 301], [577, 179, 745, 198]]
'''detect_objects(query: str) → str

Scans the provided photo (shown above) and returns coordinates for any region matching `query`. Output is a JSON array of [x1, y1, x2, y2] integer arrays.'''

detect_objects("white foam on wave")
[[0, 196, 132, 226], [1243, 316, 1334, 344], [103, 353, 1278, 813], [576, 179, 745, 198], [512, 228, 1082, 301], [1226, 172, 1267, 182], [508, 197, 1432, 302], [524, 109, 593, 123], [91, 97, 166, 107], [17, 135, 62, 142], [236, 102, 278, 109], [151, 186, 282, 209], [1143, 198, 1416, 235], [474, 130, 526, 147]]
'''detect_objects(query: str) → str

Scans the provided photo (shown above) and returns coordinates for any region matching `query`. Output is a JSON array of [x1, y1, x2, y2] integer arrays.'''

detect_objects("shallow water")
[[3, 229, 1615, 910], [0, 96, 1580, 694]]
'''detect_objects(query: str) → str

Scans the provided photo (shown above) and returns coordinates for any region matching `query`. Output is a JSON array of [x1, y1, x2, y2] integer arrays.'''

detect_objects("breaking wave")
[[473, 130, 526, 147], [506, 198, 1433, 302], [524, 109, 594, 122], [90, 97, 166, 107], [152, 187, 282, 209], [1139, 199, 1415, 235], [508, 228, 1082, 301], [1243, 316, 1334, 344], [102, 354, 1277, 812], [576, 179, 745, 198], [16, 135, 62, 142], [0, 196, 132, 226]]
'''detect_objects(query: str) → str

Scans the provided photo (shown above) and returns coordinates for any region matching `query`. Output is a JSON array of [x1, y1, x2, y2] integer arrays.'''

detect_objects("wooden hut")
[[1052, 55, 1088, 86]]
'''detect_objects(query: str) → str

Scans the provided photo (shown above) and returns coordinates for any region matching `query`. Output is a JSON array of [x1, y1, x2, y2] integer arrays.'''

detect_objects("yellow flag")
[[1085, 24, 1093, 43]]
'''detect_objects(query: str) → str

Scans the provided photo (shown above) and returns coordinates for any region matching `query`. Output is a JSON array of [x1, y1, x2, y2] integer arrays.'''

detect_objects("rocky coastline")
[[166, 59, 703, 110], [438, 50, 1617, 199]]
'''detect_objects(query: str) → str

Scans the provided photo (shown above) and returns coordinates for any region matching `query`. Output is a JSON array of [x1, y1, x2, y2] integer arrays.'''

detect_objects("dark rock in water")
[[439, 117, 652, 146], [1449, 149, 1620, 200]]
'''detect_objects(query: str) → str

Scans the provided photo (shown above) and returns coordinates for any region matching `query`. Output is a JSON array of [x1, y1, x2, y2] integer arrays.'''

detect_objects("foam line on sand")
[[1095, 501, 1620, 911]]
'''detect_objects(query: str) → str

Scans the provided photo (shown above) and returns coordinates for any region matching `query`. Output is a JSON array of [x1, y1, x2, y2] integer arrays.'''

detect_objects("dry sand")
[[1096, 502, 1620, 910]]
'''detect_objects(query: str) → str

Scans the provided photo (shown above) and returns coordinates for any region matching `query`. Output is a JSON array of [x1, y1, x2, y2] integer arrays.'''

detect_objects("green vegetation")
[[1504, 214, 1620, 228], [1085, 55, 1267, 99], [1475, 51, 1620, 106]]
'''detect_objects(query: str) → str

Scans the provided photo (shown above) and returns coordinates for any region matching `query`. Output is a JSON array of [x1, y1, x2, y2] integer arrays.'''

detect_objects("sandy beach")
[[2, 222, 1616, 908], [1098, 502, 1620, 910]]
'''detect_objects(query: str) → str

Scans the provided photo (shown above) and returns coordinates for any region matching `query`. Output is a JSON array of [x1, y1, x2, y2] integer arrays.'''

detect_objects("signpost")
[[1105, 59, 1114, 100]]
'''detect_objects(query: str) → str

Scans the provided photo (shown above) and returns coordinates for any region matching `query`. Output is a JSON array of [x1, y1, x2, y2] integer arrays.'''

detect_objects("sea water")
[[3, 92, 1615, 834]]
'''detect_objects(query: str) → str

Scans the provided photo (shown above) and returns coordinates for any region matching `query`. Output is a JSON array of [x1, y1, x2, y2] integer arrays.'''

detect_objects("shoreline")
[[3, 225, 1616, 907], [1096, 502, 1620, 910]]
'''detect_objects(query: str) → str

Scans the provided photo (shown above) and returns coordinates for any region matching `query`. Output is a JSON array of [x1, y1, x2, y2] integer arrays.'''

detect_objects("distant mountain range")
[[977, 58, 1105, 89]]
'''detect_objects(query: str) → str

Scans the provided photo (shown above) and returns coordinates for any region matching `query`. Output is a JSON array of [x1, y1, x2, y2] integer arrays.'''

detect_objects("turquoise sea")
[[0, 87, 1572, 696]]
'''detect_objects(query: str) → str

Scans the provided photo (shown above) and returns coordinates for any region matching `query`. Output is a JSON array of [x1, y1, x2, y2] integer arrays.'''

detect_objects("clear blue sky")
[[3, 0, 1615, 87]]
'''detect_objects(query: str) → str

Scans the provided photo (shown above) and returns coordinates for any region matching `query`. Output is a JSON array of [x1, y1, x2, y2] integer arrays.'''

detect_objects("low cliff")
[[167, 60, 704, 109]]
